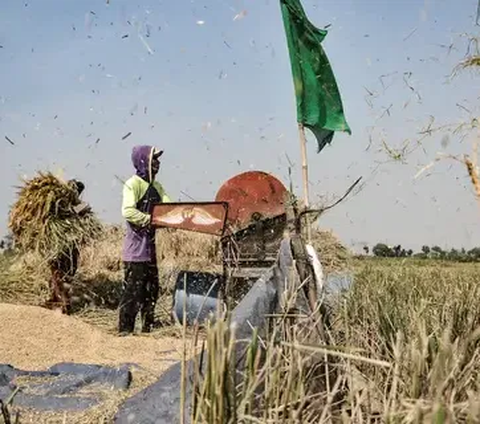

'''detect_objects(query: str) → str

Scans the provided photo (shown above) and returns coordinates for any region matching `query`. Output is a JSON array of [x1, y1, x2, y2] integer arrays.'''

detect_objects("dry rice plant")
[[416, 148, 480, 212], [0, 226, 124, 311], [455, 55, 480, 72], [186, 280, 351, 423], [329, 259, 480, 421], [8, 172, 102, 261], [184, 258, 480, 422], [72, 225, 124, 312], [310, 228, 351, 274], [0, 252, 49, 305], [0, 223, 348, 313], [79, 225, 123, 277], [155, 226, 348, 275], [156, 228, 221, 273], [464, 151, 480, 203]]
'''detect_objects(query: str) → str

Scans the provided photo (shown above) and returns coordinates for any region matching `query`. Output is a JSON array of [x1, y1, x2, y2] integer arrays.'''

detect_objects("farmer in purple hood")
[[119, 145, 171, 335]]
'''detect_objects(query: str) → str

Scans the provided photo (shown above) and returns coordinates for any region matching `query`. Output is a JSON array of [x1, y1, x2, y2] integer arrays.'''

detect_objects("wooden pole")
[[298, 123, 312, 242], [297, 124, 320, 323]]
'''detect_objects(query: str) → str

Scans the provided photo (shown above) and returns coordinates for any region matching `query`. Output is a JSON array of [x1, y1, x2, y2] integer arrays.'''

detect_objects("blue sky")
[[1, 0, 480, 251]]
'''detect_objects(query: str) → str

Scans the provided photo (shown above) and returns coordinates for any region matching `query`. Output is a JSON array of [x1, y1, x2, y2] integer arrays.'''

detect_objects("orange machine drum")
[[215, 171, 287, 232]]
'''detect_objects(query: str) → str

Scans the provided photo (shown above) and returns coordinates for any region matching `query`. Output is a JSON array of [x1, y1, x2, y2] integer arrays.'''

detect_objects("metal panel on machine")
[[150, 202, 229, 236], [215, 170, 287, 232]]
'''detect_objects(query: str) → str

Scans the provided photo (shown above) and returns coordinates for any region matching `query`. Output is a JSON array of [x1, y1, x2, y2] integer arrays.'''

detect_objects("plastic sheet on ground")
[[0, 362, 132, 412]]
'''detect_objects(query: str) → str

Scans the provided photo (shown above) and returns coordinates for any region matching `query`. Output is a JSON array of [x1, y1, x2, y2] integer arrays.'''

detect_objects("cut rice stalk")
[[8, 172, 102, 261]]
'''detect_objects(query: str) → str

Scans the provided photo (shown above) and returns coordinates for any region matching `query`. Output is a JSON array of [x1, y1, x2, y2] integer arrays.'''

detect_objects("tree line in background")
[[363, 243, 480, 262]]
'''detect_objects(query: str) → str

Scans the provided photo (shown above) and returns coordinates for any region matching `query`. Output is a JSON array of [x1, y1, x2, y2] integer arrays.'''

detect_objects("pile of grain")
[[0, 303, 185, 423], [0, 303, 182, 373]]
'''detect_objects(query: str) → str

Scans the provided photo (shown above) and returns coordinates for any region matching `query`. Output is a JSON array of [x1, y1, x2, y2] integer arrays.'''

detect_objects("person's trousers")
[[118, 262, 159, 334], [47, 248, 79, 314]]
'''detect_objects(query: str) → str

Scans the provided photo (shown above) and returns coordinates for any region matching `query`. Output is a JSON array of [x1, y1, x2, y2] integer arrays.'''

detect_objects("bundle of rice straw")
[[8, 172, 102, 261], [156, 228, 221, 273], [310, 227, 351, 274]]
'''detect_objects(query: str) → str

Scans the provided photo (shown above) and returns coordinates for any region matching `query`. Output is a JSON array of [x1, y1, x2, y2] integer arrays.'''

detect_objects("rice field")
[[330, 259, 480, 421], [186, 258, 480, 423], [2, 226, 480, 422]]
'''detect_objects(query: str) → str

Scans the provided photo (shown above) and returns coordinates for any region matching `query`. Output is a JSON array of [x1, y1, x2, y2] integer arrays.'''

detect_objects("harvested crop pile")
[[0, 228, 124, 309], [0, 252, 49, 305], [8, 172, 102, 260], [0, 304, 182, 373], [310, 227, 351, 274], [156, 228, 221, 273], [0, 303, 184, 424], [156, 226, 349, 274], [80, 225, 123, 276]]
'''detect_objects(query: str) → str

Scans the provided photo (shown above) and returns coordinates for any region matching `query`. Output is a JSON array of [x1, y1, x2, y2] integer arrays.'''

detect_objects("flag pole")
[[298, 123, 312, 242]]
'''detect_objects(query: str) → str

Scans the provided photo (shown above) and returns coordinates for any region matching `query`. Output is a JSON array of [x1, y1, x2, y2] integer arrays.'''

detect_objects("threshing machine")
[[150, 170, 291, 323]]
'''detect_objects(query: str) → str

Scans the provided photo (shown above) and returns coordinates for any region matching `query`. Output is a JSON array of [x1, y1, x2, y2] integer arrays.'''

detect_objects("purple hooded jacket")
[[122, 145, 168, 263]]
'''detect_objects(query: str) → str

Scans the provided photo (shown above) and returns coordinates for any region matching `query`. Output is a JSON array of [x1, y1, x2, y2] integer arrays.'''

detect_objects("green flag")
[[280, 0, 351, 152]]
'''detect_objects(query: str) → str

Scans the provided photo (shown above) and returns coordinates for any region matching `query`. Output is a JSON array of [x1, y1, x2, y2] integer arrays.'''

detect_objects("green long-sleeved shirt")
[[121, 175, 171, 227]]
